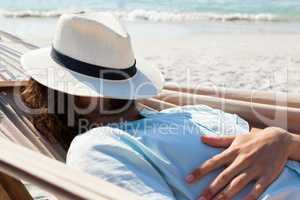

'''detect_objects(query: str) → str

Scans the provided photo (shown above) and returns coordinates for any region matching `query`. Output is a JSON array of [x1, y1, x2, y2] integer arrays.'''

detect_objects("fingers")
[[186, 150, 233, 184], [214, 168, 257, 200], [244, 177, 272, 200], [201, 135, 235, 148], [200, 160, 248, 199]]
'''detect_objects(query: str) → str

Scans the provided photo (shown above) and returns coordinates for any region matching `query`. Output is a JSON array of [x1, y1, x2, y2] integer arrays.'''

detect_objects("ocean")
[[0, 0, 300, 22]]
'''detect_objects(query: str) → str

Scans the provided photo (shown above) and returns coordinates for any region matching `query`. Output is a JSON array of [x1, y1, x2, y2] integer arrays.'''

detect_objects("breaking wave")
[[0, 9, 282, 22]]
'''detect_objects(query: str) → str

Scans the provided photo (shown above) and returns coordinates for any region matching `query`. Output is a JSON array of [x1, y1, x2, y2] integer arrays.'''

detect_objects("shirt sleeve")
[[66, 127, 175, 200]]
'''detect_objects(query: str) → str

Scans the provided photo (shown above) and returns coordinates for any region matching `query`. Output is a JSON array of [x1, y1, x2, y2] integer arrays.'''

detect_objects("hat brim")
[[21, 47, 164, 100]]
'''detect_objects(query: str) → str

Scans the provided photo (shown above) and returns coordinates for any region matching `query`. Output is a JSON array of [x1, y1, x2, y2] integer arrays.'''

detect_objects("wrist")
[[287, 132, 300, 161]]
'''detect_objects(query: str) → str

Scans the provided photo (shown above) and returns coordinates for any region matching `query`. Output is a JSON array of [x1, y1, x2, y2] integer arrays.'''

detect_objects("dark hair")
[[20, 78, 133, 150], [21, 79, 79, 150]]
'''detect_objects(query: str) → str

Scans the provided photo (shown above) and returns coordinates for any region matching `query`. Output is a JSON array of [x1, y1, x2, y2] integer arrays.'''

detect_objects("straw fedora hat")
[[21, 13, 164, 99]]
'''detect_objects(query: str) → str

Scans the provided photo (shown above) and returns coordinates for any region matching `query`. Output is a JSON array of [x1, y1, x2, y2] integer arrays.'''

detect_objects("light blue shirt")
[[67, 105, 300, 200]]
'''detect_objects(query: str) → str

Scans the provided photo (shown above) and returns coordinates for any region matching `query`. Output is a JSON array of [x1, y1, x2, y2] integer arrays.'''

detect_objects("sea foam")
[[0, 9, 279, 22]]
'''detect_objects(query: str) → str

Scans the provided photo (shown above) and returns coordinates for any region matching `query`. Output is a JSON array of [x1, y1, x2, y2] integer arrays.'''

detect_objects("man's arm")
[[187, 127, 298, 200]]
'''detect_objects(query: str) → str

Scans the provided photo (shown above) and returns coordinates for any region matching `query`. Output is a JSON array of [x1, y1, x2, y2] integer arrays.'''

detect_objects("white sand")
[[126, 22, 300, 93], [2, 17, 300, 94]]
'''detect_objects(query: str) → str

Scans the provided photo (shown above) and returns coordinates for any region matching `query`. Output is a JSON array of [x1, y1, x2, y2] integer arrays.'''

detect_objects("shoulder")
[[66, 127, 128, 164], [68, 126, 130, 151], [66, 128, 175, 200]]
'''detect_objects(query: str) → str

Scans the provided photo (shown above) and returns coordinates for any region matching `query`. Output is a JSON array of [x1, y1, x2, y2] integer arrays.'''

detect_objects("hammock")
[[0, 30, 299, 200]]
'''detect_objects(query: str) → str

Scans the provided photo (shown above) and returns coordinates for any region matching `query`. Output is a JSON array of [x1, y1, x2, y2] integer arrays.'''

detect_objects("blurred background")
[[1, 0, 300, 93]]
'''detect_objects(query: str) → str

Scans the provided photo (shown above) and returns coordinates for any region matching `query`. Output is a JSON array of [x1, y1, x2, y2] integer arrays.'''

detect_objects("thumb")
[[201, 135, 235, 148]]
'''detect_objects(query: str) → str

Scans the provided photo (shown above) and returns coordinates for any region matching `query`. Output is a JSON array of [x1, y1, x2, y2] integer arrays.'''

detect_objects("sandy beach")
[[4, 17, 299, 94], [129, 22, 300, 94]]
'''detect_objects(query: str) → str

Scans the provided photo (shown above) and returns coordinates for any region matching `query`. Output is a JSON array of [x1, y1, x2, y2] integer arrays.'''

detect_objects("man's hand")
[[185, 127, 294, 200]]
